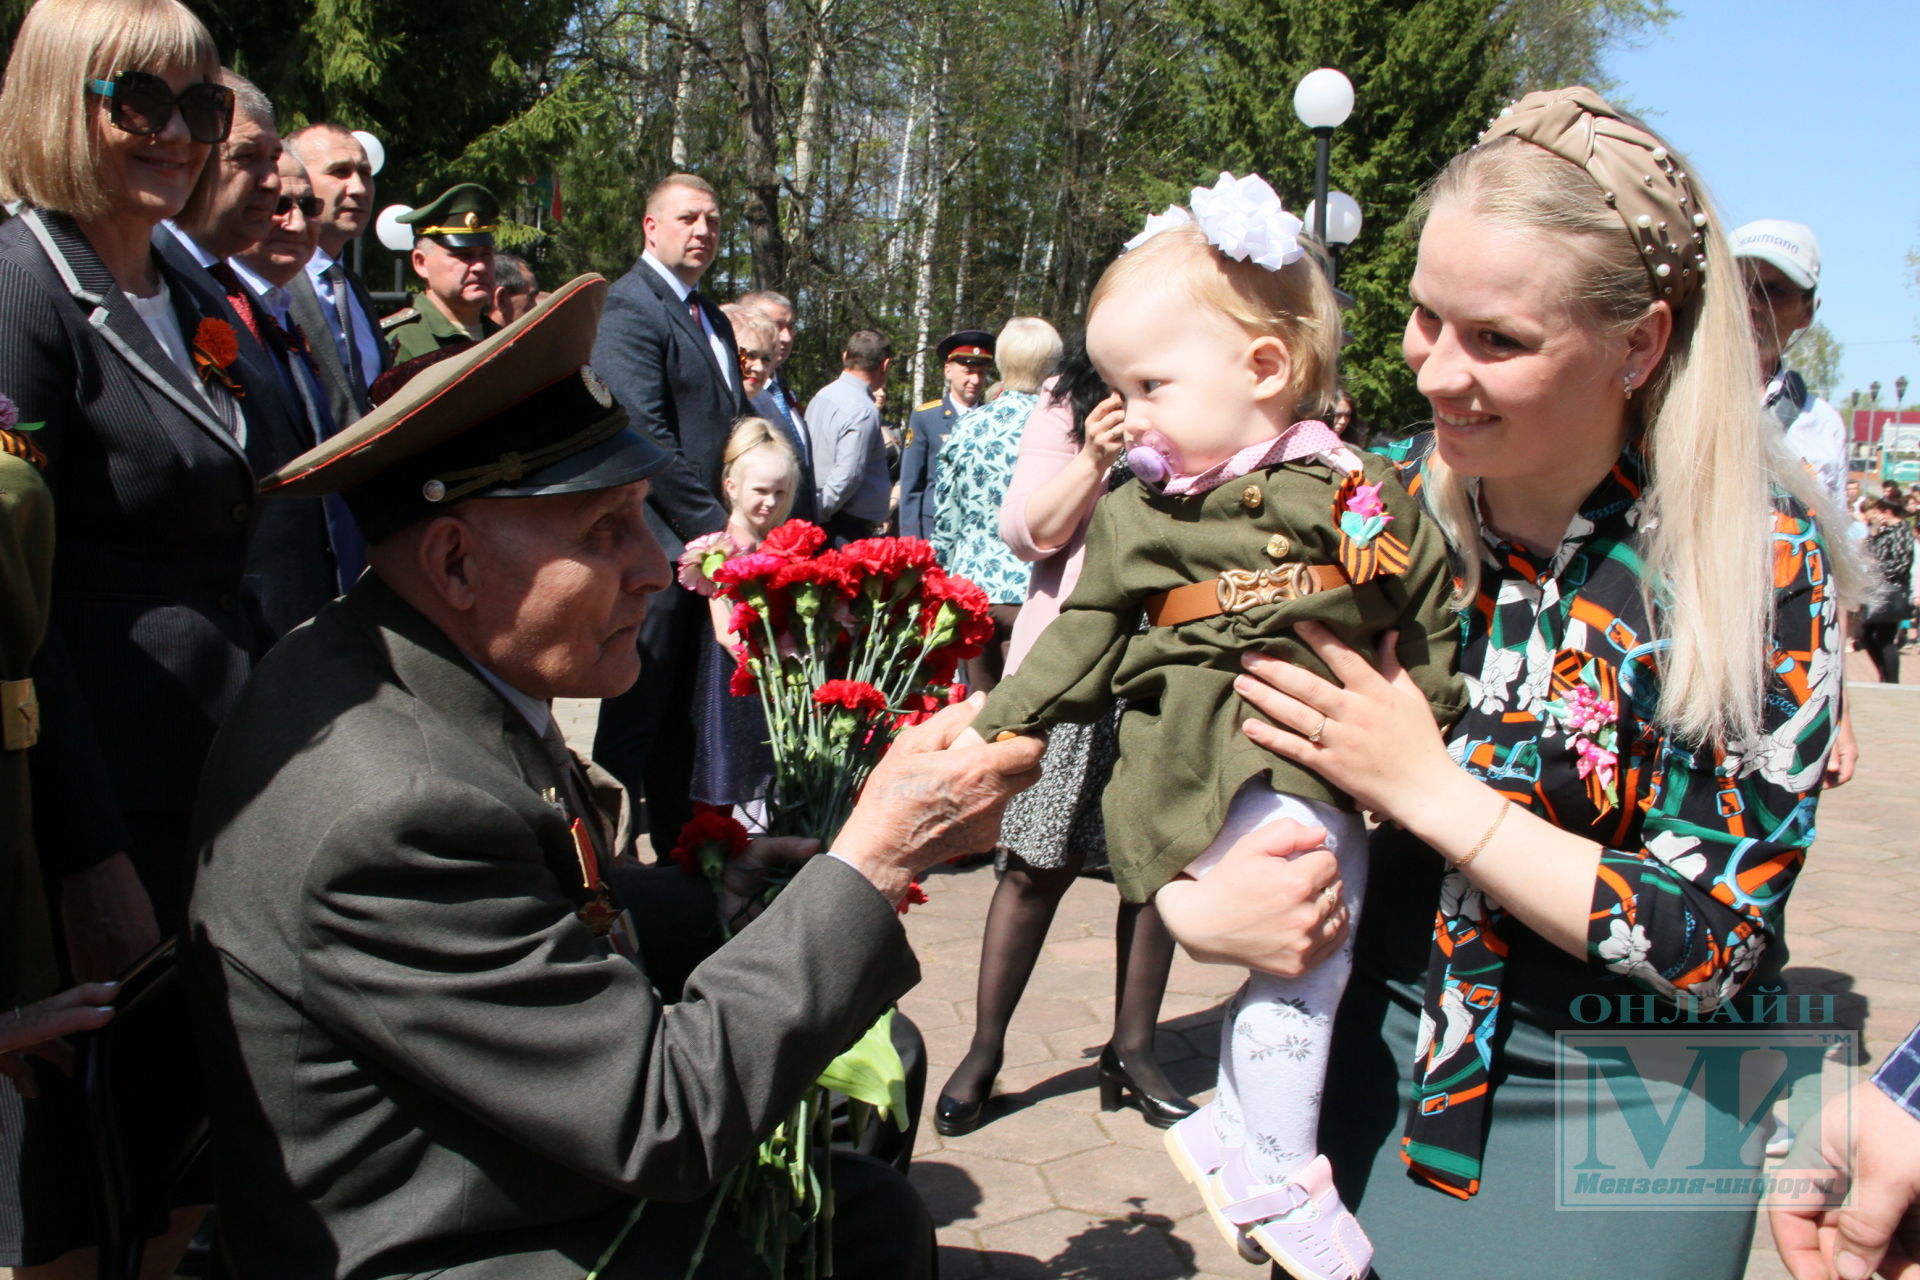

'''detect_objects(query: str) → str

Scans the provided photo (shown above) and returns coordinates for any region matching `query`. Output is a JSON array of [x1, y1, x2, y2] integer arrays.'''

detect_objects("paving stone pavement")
[[555, 668, 1919, 1278]]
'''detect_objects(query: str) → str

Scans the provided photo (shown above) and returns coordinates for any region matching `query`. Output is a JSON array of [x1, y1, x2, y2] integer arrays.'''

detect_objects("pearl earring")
[[1622, 374, 1635, 401]]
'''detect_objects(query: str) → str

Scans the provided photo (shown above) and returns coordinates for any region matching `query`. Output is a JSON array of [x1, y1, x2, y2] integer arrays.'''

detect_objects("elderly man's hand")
[[832, 696, 1044, 906]]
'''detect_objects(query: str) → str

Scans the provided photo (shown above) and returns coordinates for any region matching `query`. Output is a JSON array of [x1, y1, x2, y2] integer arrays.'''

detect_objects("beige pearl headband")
[[1479, 86, 1710, 312]]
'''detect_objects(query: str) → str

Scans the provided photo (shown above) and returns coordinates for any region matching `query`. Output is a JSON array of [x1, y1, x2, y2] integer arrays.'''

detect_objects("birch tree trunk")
[[668, 0, 699, 166], [788, 0, 836, 253], [735, 0, 789, 288], [905, 46, 948, 405]]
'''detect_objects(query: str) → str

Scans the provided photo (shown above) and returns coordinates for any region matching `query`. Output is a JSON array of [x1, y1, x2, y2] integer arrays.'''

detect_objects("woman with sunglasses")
[[0, 0, 247, 1270]]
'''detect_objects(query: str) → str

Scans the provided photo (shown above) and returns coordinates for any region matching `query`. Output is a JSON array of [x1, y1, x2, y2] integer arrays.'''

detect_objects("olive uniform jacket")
[[0, 447, 58, 1007], [974, 451, 1467, 901], [381, 296, 499, 364], [186, 575, 917, 1279]]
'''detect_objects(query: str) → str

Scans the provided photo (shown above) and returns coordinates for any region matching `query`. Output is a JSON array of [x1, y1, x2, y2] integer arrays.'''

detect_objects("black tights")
[[941, 847, 1180, 1104], [1861, 621, 1904, 684]]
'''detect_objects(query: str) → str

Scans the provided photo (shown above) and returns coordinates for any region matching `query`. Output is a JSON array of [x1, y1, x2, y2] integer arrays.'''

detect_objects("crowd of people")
[[1, 0, 1918, 1278]]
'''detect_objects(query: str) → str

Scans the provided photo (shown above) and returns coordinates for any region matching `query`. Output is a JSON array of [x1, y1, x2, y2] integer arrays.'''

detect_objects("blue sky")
[[1604, 0, 1920, 403]]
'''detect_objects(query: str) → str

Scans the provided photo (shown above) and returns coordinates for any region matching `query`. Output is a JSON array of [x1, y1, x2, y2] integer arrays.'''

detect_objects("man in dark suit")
[[187, 279, 1043, 1278], [898, 329, 994, 541], [285, 123, 389, 430], [160, 71, 341, 640], [590, 172, 746, 855]]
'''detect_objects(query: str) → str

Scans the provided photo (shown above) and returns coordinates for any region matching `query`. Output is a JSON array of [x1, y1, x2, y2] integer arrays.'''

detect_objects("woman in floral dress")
[[1158, 88, 1862, 1277], [930, 316, 1062, 692]]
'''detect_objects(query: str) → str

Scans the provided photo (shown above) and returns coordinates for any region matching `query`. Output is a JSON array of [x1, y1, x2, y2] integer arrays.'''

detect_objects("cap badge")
[[422, 479, 448, 502], [580, 365, 613, 408]]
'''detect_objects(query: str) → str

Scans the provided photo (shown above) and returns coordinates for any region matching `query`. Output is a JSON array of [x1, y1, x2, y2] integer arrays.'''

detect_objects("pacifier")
[[1125, 432, 1176, 488]]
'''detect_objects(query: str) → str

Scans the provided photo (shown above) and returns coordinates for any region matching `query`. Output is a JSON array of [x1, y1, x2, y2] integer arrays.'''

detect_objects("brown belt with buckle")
[[1144, 563, 1348, 627]]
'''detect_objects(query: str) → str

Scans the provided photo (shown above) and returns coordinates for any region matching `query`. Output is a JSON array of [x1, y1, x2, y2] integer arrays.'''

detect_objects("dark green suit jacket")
[[186, 576, 917, 1278], [976, 451, 1466, 901]]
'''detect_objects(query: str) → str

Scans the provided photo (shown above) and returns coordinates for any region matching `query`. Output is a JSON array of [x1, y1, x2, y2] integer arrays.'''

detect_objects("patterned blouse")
[[931, 390, 1039, 604], [1380, 432, 1842, 1197]]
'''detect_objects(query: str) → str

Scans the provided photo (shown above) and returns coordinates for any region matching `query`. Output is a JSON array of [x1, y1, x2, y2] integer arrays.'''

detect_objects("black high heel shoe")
[[1096, 1044, 1196, 1129], [932, 1058, 1001, 1138]]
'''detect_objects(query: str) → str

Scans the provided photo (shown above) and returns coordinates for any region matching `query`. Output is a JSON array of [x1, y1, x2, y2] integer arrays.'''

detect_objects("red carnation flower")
[[895, 879, 929, 915], [193, 317, 239, 368], [814, 679, 887, 713], [712, 552, 784, 588], [728, 657, 758, 697], [761, 520, 827, 560], [726, 601, 761, 639], [667, 807, 751, 879]]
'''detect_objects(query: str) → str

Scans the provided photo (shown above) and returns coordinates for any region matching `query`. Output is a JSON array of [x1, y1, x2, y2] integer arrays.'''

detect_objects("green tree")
[[1792, 321, 1844, 401], [1178, 0, 1516, 432]]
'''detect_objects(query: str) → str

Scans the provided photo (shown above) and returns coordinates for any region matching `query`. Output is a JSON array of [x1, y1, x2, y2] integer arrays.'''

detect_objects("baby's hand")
[[1082, 392, 1127, 468]]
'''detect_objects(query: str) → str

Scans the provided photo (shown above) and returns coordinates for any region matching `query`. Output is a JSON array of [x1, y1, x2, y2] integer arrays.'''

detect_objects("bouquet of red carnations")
[[599, 521, 992, 1279], [679, 518, 994, 852]]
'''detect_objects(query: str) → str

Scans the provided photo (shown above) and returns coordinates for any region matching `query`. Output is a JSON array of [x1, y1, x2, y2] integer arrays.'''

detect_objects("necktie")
[[206, 262, 262, 345], [327, 263, 368, 388], [686, 289, 704, 329]]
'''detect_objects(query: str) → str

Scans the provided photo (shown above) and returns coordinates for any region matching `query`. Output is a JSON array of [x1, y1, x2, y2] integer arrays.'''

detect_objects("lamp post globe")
[[1292, 68, 1355, 130], [1293, 68, 1354, 250], [1306, 191, 1364, 247]]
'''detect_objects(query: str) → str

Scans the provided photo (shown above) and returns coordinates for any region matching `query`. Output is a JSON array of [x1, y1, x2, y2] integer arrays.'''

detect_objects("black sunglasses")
[[86, 71, 234, 145], [274, 194, 323, 219]]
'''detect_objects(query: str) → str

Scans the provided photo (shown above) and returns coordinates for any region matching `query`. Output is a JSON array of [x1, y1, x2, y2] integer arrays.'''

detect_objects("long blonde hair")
[[1417, 136, 1862, 748]]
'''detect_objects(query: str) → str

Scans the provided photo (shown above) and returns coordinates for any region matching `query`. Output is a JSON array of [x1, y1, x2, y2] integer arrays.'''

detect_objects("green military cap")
[[397, 183, 500, 248]]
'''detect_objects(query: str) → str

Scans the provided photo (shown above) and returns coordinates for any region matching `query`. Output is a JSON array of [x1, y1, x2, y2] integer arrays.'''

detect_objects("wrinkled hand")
[[1081, 393, 1127, 470], [1826, 707, 1859, 789], [61, 852, 161, 983], [1771, 1075, 1920, 1279], [1236, 623, 1456, 822], [0, 982, 118, 1102], [833, 696, 1045, 904], [1153, 819, 1347, 977]]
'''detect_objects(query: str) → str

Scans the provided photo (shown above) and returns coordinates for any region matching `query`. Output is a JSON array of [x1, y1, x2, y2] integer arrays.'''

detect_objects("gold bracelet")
[[1454, 798, 1510, 870]]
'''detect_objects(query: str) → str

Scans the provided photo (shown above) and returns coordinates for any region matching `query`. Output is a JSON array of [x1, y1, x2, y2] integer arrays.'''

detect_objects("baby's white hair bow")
[[1124, 172, 1305, 272]]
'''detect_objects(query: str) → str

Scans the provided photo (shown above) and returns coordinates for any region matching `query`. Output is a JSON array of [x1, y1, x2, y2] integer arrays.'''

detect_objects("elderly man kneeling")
[[185, 276, 1042, 1279]]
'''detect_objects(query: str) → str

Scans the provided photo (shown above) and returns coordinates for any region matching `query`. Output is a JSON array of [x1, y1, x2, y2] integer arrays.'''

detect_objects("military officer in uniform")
[[186, 276, 1044, 1279], [897, 329, 993, 541], [381, 183, 502, 362]]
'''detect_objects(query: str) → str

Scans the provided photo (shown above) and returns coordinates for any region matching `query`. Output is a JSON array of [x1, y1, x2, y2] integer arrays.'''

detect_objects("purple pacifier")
[[1125, 432, 1174, 488]]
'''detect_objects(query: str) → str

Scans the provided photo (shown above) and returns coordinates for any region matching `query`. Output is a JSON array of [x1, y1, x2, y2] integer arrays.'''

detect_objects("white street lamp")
[[375, 204, 416, 253], [1292, 68, 1355, 249], [1305, 191, 1364, 247], [1292, 68, 1355, 130], [351, 130, 386, 176]]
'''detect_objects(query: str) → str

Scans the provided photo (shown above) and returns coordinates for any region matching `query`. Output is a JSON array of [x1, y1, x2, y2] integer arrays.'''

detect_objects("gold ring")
[[1306, 713, 1329, 744]]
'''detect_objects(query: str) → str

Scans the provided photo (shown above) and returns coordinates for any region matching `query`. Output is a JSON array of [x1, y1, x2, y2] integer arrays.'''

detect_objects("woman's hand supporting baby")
[[1153, 819, 1348, 977]]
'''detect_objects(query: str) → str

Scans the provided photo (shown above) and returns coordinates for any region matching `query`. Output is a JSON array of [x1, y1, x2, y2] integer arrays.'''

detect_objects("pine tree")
[[1177, 0, 1515, 434]]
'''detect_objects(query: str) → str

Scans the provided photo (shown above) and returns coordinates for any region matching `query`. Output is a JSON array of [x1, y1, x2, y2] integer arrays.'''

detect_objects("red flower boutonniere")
[[190, 317, 245, 399], [0, 392, 47, 469]]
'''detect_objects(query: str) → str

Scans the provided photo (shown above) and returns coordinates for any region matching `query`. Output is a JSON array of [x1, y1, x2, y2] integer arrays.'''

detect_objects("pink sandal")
[[1163, 1107, 1264, 1265], [1208, 1153, 1372, 1280]]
